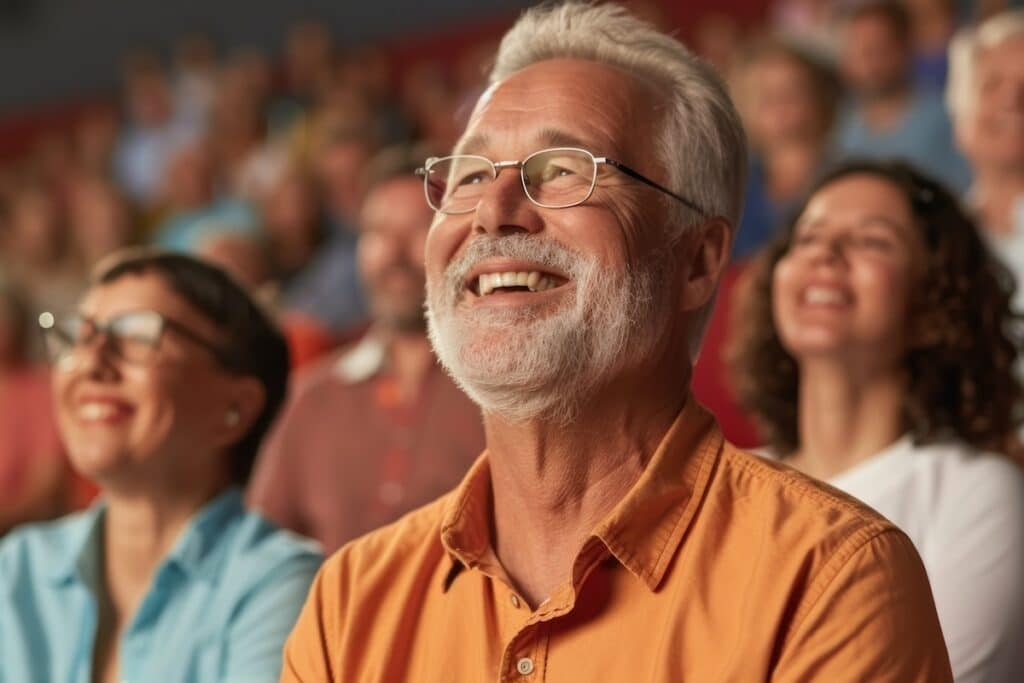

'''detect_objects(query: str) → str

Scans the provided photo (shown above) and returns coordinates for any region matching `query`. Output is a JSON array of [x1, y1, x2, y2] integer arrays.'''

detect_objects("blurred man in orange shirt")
[[281, 4, 952, 681]]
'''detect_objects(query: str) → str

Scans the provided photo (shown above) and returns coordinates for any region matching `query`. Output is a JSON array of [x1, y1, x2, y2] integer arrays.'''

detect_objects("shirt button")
[[510, 594, 520, 608], [517, 657, 535, 675]]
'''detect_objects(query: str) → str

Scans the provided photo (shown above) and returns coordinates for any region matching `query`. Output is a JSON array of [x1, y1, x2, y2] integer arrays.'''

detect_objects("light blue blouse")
[[0, 488, 322, 683]]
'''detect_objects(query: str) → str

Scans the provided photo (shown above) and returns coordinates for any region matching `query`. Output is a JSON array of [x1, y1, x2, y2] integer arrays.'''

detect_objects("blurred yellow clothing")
[[281, 399, 952, 682]]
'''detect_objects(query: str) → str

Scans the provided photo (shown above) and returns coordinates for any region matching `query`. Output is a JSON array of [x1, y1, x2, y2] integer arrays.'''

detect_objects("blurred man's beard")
[[369, 268, 428, 333], [426, 234, 667, 424]]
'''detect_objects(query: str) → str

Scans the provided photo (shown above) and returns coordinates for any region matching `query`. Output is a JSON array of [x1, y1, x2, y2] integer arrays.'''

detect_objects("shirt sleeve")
[[772, 529, 953, 682], [280, 556, 344, 683], [925, 458, 1024, 683], [221, 552, 322, 683]]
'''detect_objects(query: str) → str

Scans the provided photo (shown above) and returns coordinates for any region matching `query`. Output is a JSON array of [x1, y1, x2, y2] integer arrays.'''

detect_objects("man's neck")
[[971, 167, 1024, 236], [384, 328, 434, 402], [789, 358, 906, 481], [484, 365, 688, 607]]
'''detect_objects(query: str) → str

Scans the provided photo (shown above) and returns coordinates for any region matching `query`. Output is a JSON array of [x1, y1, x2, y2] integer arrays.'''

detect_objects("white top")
[[827, 437, 1024, 683]]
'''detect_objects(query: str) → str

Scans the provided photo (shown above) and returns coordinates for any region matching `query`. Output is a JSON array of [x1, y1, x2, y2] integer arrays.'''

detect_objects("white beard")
[[426, 234, 668, 424]]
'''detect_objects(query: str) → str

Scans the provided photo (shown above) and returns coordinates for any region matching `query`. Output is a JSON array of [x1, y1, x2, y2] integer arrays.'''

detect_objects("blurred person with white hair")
[[281, 4, 951, 681], [948, 9, 1024, 312]]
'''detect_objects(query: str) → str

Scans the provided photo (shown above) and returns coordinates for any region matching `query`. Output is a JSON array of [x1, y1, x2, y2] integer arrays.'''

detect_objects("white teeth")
[[79, 402, 119, 421], [476, 270, 559, 295], [804, 286, 847, 305]]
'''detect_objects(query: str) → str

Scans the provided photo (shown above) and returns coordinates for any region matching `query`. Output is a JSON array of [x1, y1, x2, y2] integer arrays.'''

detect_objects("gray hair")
[[489, 1, 747, 236], [947, 9, 1024, 119], [487, 2, 747, 359]]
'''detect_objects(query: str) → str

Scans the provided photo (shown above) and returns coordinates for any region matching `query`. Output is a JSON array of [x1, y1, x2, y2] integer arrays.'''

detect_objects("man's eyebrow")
[[535, 127, 592, 151]]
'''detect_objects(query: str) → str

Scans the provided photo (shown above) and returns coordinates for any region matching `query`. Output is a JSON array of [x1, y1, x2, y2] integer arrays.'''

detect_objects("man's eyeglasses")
[[40, 309, 235, 368], [415, 147, 707, 217]]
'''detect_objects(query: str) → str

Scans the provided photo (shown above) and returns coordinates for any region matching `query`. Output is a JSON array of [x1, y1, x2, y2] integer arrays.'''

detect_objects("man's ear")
[[679, 217, 732, 313]]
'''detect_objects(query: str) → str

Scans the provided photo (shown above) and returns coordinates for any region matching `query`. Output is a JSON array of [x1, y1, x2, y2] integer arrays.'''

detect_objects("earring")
[[225, 409, 240, 427]]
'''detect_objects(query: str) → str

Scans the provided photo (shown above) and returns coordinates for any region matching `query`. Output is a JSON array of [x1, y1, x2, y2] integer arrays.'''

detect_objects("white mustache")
[[441, 235, 588, 302]]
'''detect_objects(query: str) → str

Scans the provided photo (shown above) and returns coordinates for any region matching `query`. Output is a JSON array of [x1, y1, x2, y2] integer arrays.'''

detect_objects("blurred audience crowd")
[[0, 0, 1020, 541], [0, 0, 1020, 679]]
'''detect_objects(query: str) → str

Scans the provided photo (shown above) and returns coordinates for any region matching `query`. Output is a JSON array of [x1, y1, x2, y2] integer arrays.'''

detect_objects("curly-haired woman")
[[729, 159, 1024, 683]]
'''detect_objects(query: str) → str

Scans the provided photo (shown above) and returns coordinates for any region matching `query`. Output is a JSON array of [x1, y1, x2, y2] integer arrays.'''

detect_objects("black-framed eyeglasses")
[[415, 147, 707, 217], [39, 309, 236, 368]]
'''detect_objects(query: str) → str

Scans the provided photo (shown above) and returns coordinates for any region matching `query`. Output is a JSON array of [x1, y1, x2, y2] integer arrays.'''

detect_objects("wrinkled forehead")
[[457, 58, 663, 161]]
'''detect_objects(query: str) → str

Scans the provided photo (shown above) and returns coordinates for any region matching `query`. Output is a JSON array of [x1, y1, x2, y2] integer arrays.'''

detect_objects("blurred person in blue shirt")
[[0, 250, 321, 683], [150, 138, 259, 252], [835, 0, 971, 192], [113, 54, 199, 207], [732, 36, 840, 260]]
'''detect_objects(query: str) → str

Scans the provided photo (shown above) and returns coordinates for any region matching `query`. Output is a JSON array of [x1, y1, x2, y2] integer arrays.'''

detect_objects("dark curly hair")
[[727, 159, 1024, 458]]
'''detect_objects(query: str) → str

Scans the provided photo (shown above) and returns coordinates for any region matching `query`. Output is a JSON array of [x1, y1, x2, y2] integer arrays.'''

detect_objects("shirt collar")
[[49, 487, 246, 587], [162, 487, 246, 581], [332, 329, 387, 384], [440, 397, 722, 593], [49, 505, 105, 586]]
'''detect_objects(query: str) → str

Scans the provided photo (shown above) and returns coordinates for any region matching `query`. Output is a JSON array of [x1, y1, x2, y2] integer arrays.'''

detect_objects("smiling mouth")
[[471, 270, 568, 296], [77, 400, 134, 422], [801, 285, 851, 307]]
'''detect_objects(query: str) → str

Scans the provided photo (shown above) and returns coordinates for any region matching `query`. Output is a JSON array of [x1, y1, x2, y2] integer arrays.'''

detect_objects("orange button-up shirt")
[[281, 399, 952, 682]]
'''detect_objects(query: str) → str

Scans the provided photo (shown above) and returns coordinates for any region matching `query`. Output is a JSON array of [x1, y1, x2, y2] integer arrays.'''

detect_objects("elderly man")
[[282, 4, 951, 681], [248, 148, 484, 553], [948, 10, 1024, 312]]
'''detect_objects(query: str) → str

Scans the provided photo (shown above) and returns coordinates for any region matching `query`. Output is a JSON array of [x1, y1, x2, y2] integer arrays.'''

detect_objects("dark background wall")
[[0, 0, 536, 113], [0, 0, 770, 115]]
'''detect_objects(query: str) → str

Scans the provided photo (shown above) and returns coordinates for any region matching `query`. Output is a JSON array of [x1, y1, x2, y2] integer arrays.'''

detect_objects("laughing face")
[[52, 272, 246, 489], [424, 58, 677, 423], [772, 174, 925, 369]]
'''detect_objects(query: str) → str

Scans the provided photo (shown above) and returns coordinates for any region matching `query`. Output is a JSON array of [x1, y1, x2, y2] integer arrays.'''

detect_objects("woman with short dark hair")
[[0, 249, 322, 683], [729, 160, 1024, 683]]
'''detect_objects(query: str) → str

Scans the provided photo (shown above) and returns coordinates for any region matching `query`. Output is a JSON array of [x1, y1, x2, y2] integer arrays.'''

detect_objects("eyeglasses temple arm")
[[600, 158, 708, 218]]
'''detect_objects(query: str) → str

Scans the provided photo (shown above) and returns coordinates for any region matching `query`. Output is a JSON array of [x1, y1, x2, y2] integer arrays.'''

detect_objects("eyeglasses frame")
[[41, 309, 237, 370], [415, 147, 708, 217]]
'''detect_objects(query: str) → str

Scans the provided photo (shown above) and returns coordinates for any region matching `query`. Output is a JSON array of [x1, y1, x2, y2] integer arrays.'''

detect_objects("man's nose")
[[472, 166, 544, 237]]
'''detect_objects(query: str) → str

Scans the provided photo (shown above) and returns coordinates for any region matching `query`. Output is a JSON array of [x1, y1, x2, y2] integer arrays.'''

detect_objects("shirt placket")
[[118, 564, 177, 683], [497, 542, 609, 682]]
